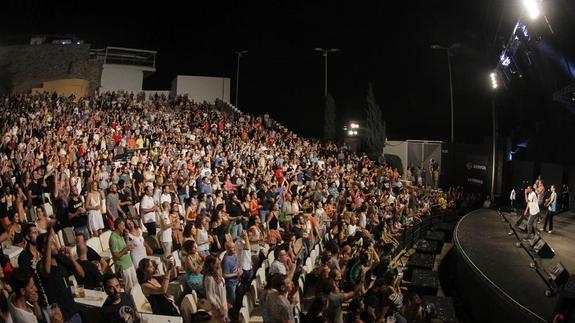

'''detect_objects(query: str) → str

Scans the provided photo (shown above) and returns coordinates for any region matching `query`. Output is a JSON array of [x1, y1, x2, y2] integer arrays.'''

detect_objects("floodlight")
[[523, 0, 541, 20]]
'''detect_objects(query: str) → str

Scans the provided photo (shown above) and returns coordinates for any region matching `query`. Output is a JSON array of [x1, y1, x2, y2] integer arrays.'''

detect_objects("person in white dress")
[[159, 202, 173, 259], [126, 218, 147, 268], [85, 181, 104, 237]]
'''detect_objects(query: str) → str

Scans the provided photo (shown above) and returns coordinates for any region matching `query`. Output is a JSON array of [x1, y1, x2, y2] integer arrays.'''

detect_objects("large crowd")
[[0, 92, 462, 323]]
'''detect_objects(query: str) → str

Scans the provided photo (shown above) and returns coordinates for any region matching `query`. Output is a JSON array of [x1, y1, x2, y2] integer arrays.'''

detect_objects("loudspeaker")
[[528, 234, 541, 247], [533, 237, 555, 258], [549, 262, 571, 286]]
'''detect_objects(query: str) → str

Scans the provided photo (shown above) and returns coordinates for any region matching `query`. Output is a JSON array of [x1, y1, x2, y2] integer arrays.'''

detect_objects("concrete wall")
[[99, 64, 145, 93], [31, 78, 90, 97], [0, 44, 101, 94], [172, 75, 230, 102], [384, 141, 408, 177]]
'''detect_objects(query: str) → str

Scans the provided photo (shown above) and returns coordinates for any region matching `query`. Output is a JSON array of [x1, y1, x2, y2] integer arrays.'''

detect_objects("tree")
[[364, 83, 386, 157], [323, 93, 336, 141]]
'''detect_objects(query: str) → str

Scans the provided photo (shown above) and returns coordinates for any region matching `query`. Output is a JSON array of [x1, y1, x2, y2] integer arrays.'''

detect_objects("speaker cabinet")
[[549, 262, 570, 286], [533, 238, 555, 258]]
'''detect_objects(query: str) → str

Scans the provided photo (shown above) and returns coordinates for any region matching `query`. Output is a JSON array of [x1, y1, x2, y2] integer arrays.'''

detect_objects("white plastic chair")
[[239, 306, 250, 323], [86, 237, 103, 254], [57, 230, 66, 247], [130, 284, 153, 314], [250, 280, 259, 305], [255, 267, 266, 290], [43, 193, 52, 205], [43, 203, 54, 217], [310, 249, 318, 266], [99, 230, 112, 252], [261, 259, 270, 271], [304, 257, 313, 274], [180, 291, 198, 323]]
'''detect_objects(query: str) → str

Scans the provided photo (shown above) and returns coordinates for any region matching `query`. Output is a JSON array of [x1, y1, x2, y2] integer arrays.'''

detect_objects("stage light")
[[348, 130, 354, 136], [490, 72, 499, 89], [523, 0, 541, 20], [350, 123, 359, 129], [499, 52, 511, 67]]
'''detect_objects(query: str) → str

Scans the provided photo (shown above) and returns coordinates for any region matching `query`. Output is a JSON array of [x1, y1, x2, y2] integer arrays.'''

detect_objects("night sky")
[[2, 1, 574, 157]]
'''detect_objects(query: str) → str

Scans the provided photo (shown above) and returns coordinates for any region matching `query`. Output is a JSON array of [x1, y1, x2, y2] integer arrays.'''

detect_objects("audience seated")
[[0, 91, 463, 323]]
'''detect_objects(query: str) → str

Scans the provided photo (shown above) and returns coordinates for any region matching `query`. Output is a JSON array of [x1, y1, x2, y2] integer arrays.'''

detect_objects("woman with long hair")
[[7, 212, 24, 248], [195, 215, 212, 257], [185, 193, 199, 224], [85, 181, 104, 237], [182, 240, 205, 297], [136, 258, 178, 316], [203, 255, 228, 322], [34, 206, 53, 234], [170, 202, 184, 250], [126, 218, 148, 268]]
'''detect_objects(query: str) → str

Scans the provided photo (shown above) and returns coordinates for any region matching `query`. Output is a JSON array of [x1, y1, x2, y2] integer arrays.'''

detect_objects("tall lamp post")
[[235, 50, 248, 108], [314, 47, 340, 97], [430, 43, 461, 144], [490, 72, 499, 202]]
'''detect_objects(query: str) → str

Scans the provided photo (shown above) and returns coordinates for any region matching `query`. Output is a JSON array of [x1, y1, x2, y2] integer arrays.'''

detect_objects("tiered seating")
[[238, 238, 324, 322]]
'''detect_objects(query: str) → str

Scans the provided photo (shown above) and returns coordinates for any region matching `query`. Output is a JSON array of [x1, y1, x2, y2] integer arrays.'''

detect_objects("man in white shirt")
[[140, 185, 158, 235], [524, 186, 540, 240], [159, 185, 172, 205], [236, 231, 253, 285], [510, 188, 516, 211]]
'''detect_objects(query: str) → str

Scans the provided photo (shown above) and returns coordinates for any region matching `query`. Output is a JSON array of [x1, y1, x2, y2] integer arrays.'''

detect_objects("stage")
[[538, 211, 575, 272], [452, 209, 575, 323]]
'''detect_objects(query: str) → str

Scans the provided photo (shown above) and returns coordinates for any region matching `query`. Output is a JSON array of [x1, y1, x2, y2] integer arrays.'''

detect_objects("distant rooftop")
[[30, 34, 84, 45], [90, 46, 156, 69]]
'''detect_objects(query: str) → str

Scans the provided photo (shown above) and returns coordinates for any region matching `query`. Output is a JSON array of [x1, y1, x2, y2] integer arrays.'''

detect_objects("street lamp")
[[430, 42, 461, 144], [235, 50, 248, 109], [522, 0, 541, 20], [344, 121, 360, 136], [314, 47, 340, 97], [490, 71, 500, 202]]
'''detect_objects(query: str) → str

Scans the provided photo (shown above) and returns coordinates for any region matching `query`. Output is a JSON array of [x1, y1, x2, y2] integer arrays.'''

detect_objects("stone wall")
[[0, 44, 102, 94]]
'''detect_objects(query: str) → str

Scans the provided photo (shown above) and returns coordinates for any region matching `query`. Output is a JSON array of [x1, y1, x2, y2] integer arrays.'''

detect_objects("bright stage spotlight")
[[522, 0, 541, 20], [490, 72, 499, 89]]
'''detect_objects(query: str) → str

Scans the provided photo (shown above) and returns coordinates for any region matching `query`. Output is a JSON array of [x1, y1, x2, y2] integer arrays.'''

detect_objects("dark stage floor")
[[454, 209, 559, 322], [537, 211, 575, 273]]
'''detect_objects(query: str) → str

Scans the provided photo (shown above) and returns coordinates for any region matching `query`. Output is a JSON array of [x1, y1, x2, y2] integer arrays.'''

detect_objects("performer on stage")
[[509, 188, 516, 211], [561, 184, 570, 212], [536, 182, 546, 228], [523, 186, 540, 240], [543, 185, 557, 234]]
